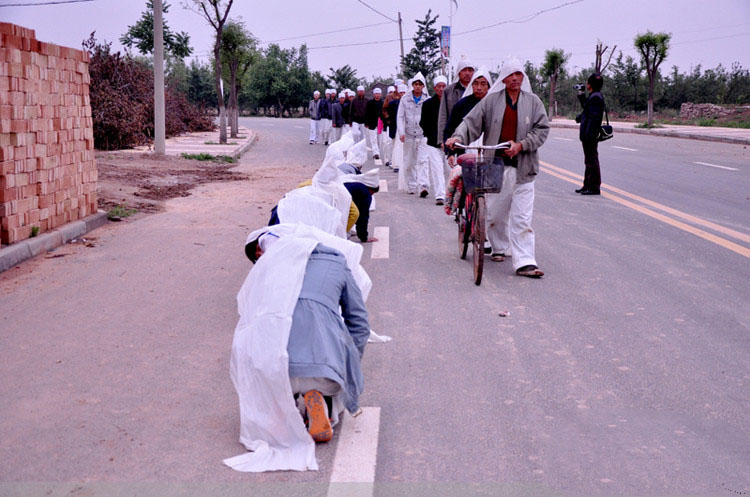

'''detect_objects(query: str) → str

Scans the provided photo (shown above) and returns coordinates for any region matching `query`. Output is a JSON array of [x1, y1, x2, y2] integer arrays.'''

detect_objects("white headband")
[[356, 85, 365, 91], [387, 85, 395, 93], [433, 75, 448, 86], [397, 84, 408, 93], [373, 88, 382, 94]]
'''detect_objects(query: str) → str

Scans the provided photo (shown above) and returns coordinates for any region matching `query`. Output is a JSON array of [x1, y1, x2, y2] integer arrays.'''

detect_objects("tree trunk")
[[214, 41, 227, 144], [229, 61, 239, 138], [549, 74, 557, 117], [647, 72, 655, 126]]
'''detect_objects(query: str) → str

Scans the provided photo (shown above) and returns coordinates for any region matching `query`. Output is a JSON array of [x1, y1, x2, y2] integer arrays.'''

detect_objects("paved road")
[[1, 117, 748, 496]]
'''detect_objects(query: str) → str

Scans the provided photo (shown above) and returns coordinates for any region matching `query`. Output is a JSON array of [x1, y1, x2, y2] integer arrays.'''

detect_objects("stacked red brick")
[[0, 23, 96, 245]]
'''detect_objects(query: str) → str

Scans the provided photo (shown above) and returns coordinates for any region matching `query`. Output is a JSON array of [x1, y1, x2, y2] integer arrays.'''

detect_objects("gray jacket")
[[308, 99, 321, 120], [396, 93, 428, 138], [452, 89, 549, 184], [437, 81, 466, 144], [287, 244, 369, 414]]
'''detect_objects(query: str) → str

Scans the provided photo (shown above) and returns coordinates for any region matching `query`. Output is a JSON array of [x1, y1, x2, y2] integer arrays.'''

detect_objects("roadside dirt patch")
[[96, 151, 248, 215]]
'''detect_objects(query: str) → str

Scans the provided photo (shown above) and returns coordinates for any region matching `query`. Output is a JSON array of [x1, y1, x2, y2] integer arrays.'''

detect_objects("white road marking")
[[554, 137, 573, 141], [373, 158, 383, 166], [327, 407, 381, 497], [378, 179, 388, 192], [371, 227, 389, 259], [612, 145, 638, 151], [693, 161, 739, 171], [293, 125, 305, 129]]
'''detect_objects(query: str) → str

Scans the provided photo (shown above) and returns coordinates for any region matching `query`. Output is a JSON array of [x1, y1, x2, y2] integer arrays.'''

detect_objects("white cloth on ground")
[[341, 168, 380, 188], [485, 165, 537, 270], [346, 139, 368, 168]]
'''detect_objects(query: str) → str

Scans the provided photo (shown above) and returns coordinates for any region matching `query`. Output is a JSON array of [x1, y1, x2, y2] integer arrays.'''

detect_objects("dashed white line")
[[370, 227, 389, 259], [378, 179, 388, 192], [554, 137, 573, 141], [293, 125, 305, 129], [327, 407, 381, 496], [373, 158, 383, 166], [693, 161, 738, 171], [612, 145, 638, 151]]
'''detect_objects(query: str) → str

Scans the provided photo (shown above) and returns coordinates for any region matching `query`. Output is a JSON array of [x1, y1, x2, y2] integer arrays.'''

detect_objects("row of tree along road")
[[88, 2, 750, 149]]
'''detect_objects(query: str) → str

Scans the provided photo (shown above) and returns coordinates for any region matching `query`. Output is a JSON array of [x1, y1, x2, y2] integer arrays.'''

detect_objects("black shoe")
[[373, 154, 380, 160], [324, 141, 328, 145], [420, 190, 429, 198], [580, 189, 600, 195], [575, 187, 584, 193]]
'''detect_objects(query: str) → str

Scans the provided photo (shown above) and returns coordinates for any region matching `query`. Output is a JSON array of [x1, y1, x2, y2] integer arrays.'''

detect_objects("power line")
[[265, 21, 392, 43], [454, 0, 585, 36], [355, 0, 398, 23], [0, 0, 95, 6], [307, 37, 414, 51]]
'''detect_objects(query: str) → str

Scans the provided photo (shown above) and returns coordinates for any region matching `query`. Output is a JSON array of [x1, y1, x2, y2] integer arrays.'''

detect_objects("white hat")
[[346, 140, 368, 167], [314, 90, 320, 96], [387, 85, 395, 93], [455, 55, 475, 75], [342, 168, 380, 189], [373, 88, 382, 94], [325, 89, 332, 95], [346, 89, 354, 97], [397, 84, 408, 93], [356, 85, 365, 92], [410, 72, 426, 87], [395, 79, 404, 86], [488, 56, 532, 96], [338, 92, 346, 98], [433, 75, 448, 87], [462, 65, 494, 98]]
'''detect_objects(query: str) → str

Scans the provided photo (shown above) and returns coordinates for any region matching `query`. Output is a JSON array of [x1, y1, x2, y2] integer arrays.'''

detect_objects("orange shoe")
[[304, 390, 333, 443]]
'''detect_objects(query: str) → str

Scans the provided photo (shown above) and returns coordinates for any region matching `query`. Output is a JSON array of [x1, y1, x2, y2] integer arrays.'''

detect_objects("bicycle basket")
[[461, 159, 504, 194]]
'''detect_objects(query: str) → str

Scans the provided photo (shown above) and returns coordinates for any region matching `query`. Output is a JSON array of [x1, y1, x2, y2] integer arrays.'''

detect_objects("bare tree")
[[595, 41, 617, 74], [183, 0, 234, 144], [634, 31, 671, 126]]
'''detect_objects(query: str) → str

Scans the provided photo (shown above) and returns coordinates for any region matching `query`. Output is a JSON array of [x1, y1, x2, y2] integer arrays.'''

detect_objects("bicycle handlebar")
[[454, 142, 511, 150]]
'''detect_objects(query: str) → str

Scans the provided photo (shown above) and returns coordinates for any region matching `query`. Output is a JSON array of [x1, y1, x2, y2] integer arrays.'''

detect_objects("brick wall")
[[0, 23, 97, 246]]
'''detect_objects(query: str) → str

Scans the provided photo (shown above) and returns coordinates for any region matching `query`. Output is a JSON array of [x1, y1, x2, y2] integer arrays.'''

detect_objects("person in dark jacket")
[[576, 73, 605, 195], [318, 89, 334, 145], [351, 86, 368, 142], [419, 75, 448, 204], [438, 55, 475, 146], [331, 92, 346, 143], [443, 70, 491, 160], [365, 88, 384, 159]]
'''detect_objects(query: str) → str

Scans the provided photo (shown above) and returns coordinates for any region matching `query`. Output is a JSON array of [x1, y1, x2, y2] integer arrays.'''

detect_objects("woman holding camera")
[[576, 73, 605, 195]]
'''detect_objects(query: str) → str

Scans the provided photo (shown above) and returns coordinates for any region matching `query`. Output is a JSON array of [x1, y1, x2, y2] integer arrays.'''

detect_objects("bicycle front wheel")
[[472, 196, 486, 286]]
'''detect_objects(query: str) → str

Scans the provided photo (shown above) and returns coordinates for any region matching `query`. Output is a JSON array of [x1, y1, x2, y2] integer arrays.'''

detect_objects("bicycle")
[[454, 143, 509, 286]]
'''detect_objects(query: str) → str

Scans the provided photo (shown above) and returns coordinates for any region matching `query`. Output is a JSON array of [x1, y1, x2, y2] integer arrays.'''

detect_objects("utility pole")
[[153, 0, 165, 155], [398, 11, 405, 74]]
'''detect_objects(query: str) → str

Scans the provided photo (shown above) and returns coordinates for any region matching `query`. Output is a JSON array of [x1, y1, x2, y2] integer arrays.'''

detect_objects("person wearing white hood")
[[397, 72, 430, 195], [443, 66, 493, 164], [438, 55, 475, 147], [446, 57, 549, 278]]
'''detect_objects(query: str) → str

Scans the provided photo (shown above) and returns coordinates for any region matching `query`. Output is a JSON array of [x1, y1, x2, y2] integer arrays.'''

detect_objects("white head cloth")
[[394, 78, 404, 86], [488, 56, 532, 96], [338, 92, 345, 99], [462, 65, 494, 99], [326, 130, 355, 167], [454, 54, 475, 75], [313, 90, 320, 96], [345, 89, 354, 97], [342, 168, 380, 189], [225, 223, 372, 473], [397, 84, 408, 93], [324, 89, 332, 95], [387, 85, 395, 93], [433, 75, 448, 87], [312, 153, 353, 238], [345, 139, 368, 167], [356, 85, 365, 92], [373, 88, 382, 95], [405, 72, 429, 99]]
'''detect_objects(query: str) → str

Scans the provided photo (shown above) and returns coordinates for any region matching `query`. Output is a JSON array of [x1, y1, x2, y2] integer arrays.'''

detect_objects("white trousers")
[[419, 142, 446, 199], [366, 128, 381, 156], [381, 134, 393, 164], [486, 166, 537, 271], [400, 136, 426, 193], [321, 119, 332, 143], [309, 119, 321, 143], [330, 126, 342, 143], [351, 122, 365, 143]]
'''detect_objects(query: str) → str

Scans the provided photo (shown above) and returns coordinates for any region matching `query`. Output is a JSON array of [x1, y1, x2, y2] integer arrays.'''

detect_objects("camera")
[[574, 83, 586, 92]]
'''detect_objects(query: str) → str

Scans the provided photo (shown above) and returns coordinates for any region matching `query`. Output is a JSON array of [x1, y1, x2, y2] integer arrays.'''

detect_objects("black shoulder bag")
[[599, 103, 613, 142]]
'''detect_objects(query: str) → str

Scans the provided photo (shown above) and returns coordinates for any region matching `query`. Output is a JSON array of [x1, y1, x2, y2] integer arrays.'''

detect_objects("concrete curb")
[[549, 121, 750, 145], [0, 211, 108, 274], [231, 129, 257, 159]]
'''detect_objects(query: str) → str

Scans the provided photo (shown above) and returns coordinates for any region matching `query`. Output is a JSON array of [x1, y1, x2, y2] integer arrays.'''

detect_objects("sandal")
[[491, 253, 505, 262], [516, 265, 544, 278]]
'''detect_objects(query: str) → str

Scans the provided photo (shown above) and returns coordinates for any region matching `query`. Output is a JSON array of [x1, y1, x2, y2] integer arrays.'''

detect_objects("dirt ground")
[[96, 151, 249, 217]]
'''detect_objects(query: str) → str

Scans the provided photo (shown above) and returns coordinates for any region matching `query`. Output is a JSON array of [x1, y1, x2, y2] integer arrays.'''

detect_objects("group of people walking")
[[308, 54, 607, 279]]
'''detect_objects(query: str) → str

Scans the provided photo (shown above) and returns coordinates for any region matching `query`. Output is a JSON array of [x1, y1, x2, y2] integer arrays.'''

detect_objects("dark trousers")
[[582, 139, 601, 191]]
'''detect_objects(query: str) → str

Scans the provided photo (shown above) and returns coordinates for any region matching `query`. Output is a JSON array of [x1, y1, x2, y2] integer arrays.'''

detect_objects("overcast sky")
[[3, 0, 749, 81]]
